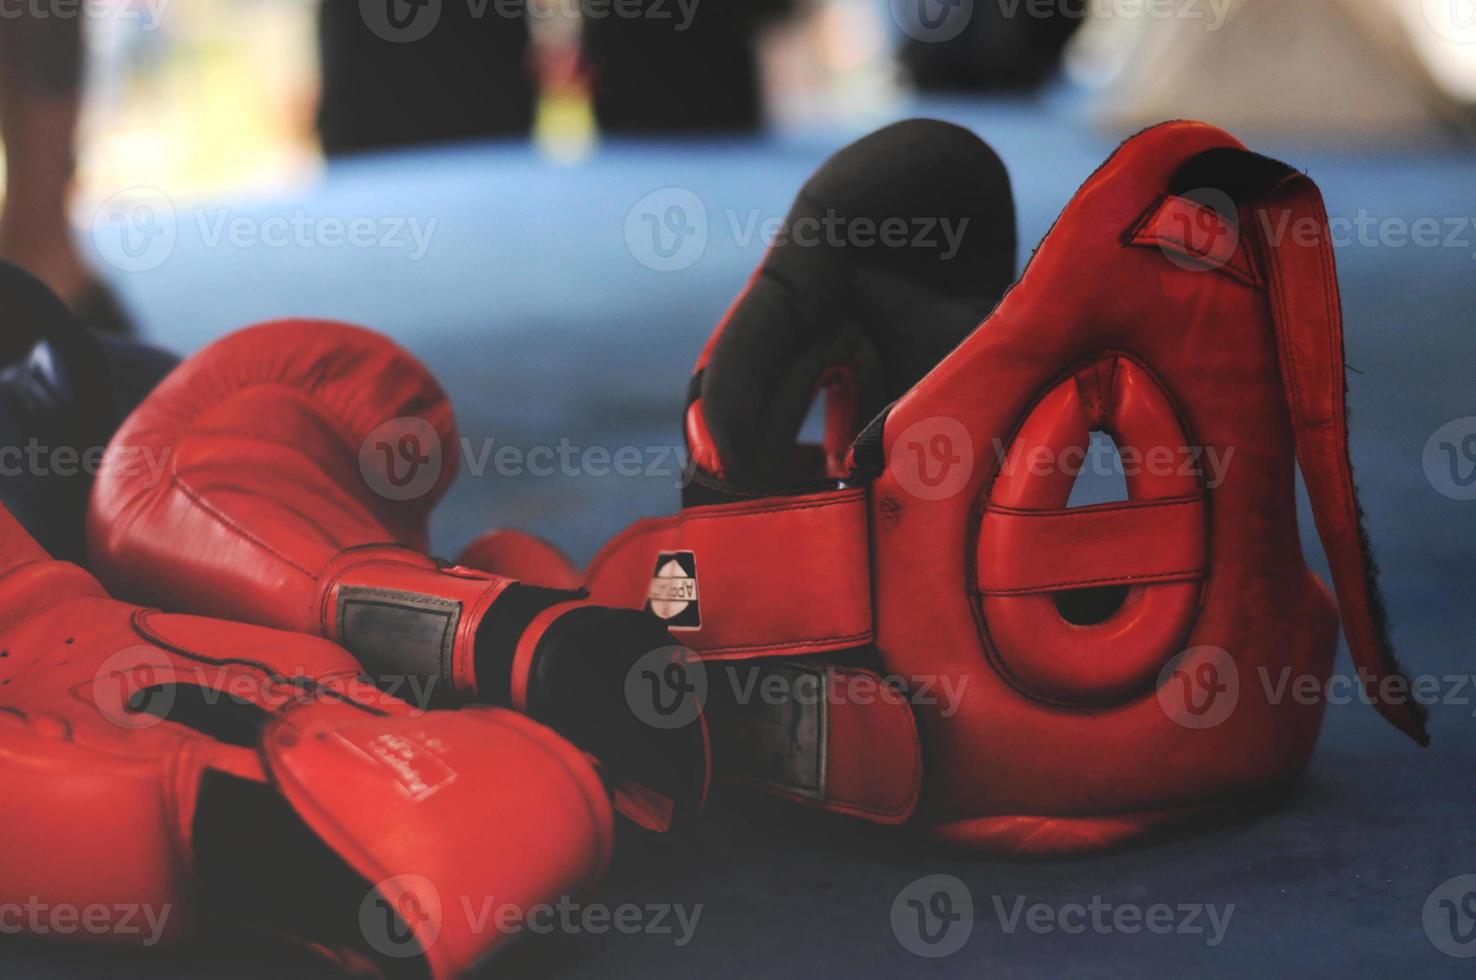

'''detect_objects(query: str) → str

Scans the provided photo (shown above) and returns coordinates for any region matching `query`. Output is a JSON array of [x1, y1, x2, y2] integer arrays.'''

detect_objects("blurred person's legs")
[[317, 0, 535, 156], [583, 0, 792, 134], [0, 11, 122, 359]]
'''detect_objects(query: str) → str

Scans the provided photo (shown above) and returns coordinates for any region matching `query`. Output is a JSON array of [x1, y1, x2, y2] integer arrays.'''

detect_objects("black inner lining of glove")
[[127, 685, 273, 748], [524, 605, 708, 828], [193, 770, 431, 979], [696, 118, 1018, 493], [474, 582, 588, 705]]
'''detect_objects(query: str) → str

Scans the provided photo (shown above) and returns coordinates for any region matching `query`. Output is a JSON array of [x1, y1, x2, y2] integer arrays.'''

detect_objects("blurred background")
[[7, 0, 1462, 558], [4, 2, 1476, 977], [35, 0, 1476, 197]]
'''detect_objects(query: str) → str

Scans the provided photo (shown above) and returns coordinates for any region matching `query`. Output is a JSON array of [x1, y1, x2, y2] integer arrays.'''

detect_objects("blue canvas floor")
[[8, 93, 1475, 977]]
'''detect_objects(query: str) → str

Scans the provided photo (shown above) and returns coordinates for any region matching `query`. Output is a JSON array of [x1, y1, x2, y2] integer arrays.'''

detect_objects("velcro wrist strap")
[[583, 488, 873, 660], [582, 488, 920, 822], [322, 548, 515, 701], [705, 659, 921, 825]]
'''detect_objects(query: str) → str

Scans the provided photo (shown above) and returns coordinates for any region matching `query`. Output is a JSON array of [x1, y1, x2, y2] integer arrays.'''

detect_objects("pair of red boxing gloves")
[[2, 118, 1427, 976]]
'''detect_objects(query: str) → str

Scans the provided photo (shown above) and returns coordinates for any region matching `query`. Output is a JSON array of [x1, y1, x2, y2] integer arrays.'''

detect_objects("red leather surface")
[[263, 704, 613, 978], [976, 356, 1206, 703], [0, 505, 611, 973], [456, 529, 583, 590], [684, 260, 766, 480], [976, 497, 1205, 594], [1248, 175, 1429, 743], [86, 320, 714, 833], [321, 551, 516, 697], [866, 121, 1395, 849], [821, 665, 922, 823], [86, 320, 512, 697], [599, 121, 1418, 852], [583, 488, 873, 659], [1127, 193, 1262, 287]]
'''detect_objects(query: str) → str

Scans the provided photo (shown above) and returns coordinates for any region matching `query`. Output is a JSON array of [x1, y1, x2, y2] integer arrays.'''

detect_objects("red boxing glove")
[[0, 504, 611, 976], [87, 320, 706, 831], [488, 120, 1429, 853]]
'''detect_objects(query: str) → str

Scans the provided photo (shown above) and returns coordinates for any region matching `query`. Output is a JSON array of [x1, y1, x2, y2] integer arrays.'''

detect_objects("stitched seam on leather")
[[1126, 194, 1263, 288], [334, 585, 459, 687], [985, 494, 1201, 518], [166, 389, 403, 560], [185, 479, 354, 555], [584, 491, 865, 584], [977, 568, 1204, 595], [1141, 225, 1257, 283], [132, 608, 286, 679], [0, 563, 101, 624], [680, 490, 866, 522], [968, 348, 1211, 711], [0, 592, 104, 635], [459, 579, 510, 694], [165, 471, 318, 580], [698, 630, 874, 656], [318, 553, 441, 638]]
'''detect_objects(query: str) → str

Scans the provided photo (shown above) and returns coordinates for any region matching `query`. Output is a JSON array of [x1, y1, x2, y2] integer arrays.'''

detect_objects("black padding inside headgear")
[[1168, 146, 1295, 207], [697, 118, 1017, 488]]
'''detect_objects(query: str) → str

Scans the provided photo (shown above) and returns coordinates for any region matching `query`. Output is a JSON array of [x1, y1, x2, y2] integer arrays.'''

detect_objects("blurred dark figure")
[[0, 13, 132, 360], [317, 0, 538, 156], [317, 0, 794, 155], [901, 0, 1085, 91], [584, 0, 792, 134]]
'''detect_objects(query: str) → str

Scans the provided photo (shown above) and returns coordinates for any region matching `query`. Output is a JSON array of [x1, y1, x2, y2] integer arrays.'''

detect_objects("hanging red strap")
[[1255, 171, 1430, 745]]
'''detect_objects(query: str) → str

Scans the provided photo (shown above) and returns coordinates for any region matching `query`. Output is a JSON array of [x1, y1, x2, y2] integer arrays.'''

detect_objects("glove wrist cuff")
[[321, 547, 515, 702]]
